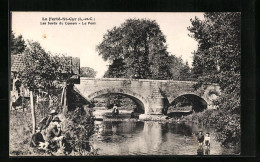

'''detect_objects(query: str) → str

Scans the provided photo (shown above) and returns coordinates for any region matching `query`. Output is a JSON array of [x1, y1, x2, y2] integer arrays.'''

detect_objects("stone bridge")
[[74, 78, 221, 115]]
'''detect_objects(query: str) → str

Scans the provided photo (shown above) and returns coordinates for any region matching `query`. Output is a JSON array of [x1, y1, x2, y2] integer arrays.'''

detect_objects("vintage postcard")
[[10, 12, 241, 156]]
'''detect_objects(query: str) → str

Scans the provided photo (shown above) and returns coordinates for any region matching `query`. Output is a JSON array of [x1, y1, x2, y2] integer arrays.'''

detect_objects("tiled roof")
[[11, 54, 80, 75]]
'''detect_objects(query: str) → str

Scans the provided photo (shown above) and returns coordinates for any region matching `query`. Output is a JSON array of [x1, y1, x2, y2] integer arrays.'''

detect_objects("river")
[[90, 119, 240, 155]]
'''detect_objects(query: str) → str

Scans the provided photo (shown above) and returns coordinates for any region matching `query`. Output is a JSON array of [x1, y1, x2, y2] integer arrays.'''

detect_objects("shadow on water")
[[205, 147, 210, 155], [197, 146, 211, 155], [197, 146, 204, 155]]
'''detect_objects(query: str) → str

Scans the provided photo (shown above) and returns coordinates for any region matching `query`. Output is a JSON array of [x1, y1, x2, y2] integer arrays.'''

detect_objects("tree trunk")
[[22, 93, 24, 112], [49, 94, 53, 108], [63, 86, 68, 114], [36, 94, 39, 104], [61, 83, 66, 105], [30, 91, 36, 134], [21, 85, 24, 112]]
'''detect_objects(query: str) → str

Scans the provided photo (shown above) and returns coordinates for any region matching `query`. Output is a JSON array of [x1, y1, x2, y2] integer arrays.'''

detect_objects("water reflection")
[[100, 121, 144, 136], [91, 120, 238, 155], [205, 147, 210, 155], [197, 145, 204, 155]]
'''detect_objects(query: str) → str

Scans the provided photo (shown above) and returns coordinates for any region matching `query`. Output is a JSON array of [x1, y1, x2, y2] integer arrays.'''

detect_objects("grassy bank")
[[10, 109, 49, 156], [10, 105, 96, 156]]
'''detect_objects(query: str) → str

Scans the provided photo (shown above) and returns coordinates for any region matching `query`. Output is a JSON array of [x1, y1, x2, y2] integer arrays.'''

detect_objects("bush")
[[184, 108, 240, 147], [62, 107, 97, 155]]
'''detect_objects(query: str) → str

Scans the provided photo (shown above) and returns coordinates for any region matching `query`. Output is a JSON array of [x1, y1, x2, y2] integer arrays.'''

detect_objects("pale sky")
[[12, 12, 204, 78]]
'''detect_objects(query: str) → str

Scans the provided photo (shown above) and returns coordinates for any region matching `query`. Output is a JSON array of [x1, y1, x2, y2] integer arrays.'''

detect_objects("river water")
[[90, 120, 239, 155]]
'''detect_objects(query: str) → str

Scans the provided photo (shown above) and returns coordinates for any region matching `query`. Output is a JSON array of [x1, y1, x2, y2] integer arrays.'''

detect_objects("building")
[[10, 53, 80, 110]]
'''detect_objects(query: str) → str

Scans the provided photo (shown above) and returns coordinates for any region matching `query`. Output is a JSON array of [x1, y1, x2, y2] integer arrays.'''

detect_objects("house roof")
[[11, 54, 80, 75]]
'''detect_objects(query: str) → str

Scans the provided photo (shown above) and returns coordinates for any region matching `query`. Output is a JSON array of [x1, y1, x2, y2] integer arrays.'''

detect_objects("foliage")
[[18, 40, 73, 91], [80, 67, 97, 78], [188, 12, 241, 146], [63, 107, 96, 155], [179, 61, 192, 81], [167, 55, 192, 80], [103, 58, 127, 78], [16, 40, 74, 133], [184, 109, 240, 147], [10, 31, 26, 54], [97, 18, 185, 79]]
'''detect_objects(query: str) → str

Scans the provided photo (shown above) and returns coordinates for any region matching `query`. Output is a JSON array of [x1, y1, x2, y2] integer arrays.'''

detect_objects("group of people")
[[111, 104, 138, 119], [30, 109, 65, 153], [197, 131, 211, 155]]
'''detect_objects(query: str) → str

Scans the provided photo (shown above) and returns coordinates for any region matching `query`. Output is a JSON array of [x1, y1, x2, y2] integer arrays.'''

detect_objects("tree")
[[97, 19, 174, 79], [179, 61, 191, 81], [188, 12, 241, 146], [167, 55, 187, 80], [80, 67, 97, 78], [11, 31, 26, 54], [19, 41, 72, 90], [103, 58, 126, 78], [18, 40, 73, 133]]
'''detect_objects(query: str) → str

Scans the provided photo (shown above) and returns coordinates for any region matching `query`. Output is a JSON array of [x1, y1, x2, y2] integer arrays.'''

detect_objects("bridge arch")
[[168, 93, 208, 113], [87, 88, 149, 113]]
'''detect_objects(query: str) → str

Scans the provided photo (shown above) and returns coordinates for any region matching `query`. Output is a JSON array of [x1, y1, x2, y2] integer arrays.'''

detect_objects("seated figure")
[[46, 117, 65, 152], [30, 127, 48, 150]]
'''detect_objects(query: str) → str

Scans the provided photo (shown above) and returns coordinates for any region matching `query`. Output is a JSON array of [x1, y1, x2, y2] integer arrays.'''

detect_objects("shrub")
[[184, 108, 240, 147], [62, 107, 96, 155]]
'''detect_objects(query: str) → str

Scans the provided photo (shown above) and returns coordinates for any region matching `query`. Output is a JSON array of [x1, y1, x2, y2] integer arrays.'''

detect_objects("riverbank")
[[183, 109, 241, 148], [10, 107, 97, 156], [10, 110, 50, 156]]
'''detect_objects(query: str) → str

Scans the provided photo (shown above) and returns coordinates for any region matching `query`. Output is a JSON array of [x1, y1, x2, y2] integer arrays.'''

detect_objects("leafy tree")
[[97, 19, 174, 79], [190, 51, 205, 79], [166, 55, 186, 80], [80, 67, 97, 78], [103, 58, 127, 78], [18, 40, 73, 132], [11, 31, 26, 54], [19, 41, 72, 90], [179, 61, 191, 81], [188, 12, 241, 146]]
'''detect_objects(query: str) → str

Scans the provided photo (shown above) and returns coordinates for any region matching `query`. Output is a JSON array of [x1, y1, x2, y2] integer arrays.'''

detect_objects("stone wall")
[[74, 78, 221, 114]]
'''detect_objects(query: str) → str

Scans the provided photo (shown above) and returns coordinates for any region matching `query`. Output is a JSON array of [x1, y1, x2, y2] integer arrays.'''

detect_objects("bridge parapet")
[[75, 78, 221, 114]]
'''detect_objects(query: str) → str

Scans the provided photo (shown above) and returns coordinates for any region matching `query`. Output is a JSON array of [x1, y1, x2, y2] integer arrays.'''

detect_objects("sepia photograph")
[[9, 12, 241, 156]]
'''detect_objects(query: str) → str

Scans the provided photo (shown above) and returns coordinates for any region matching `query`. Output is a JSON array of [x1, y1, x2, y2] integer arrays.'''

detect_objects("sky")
[[12, 12, 204, 78]]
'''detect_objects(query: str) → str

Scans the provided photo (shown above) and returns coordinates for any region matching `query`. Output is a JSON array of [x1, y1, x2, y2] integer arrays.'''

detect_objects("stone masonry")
[[74, 78, 221, 115]]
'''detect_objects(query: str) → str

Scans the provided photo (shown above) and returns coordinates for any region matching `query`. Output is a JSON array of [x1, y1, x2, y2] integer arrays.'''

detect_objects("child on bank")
[[204, 133, 210, 148], [197, 131, 204, 146]]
